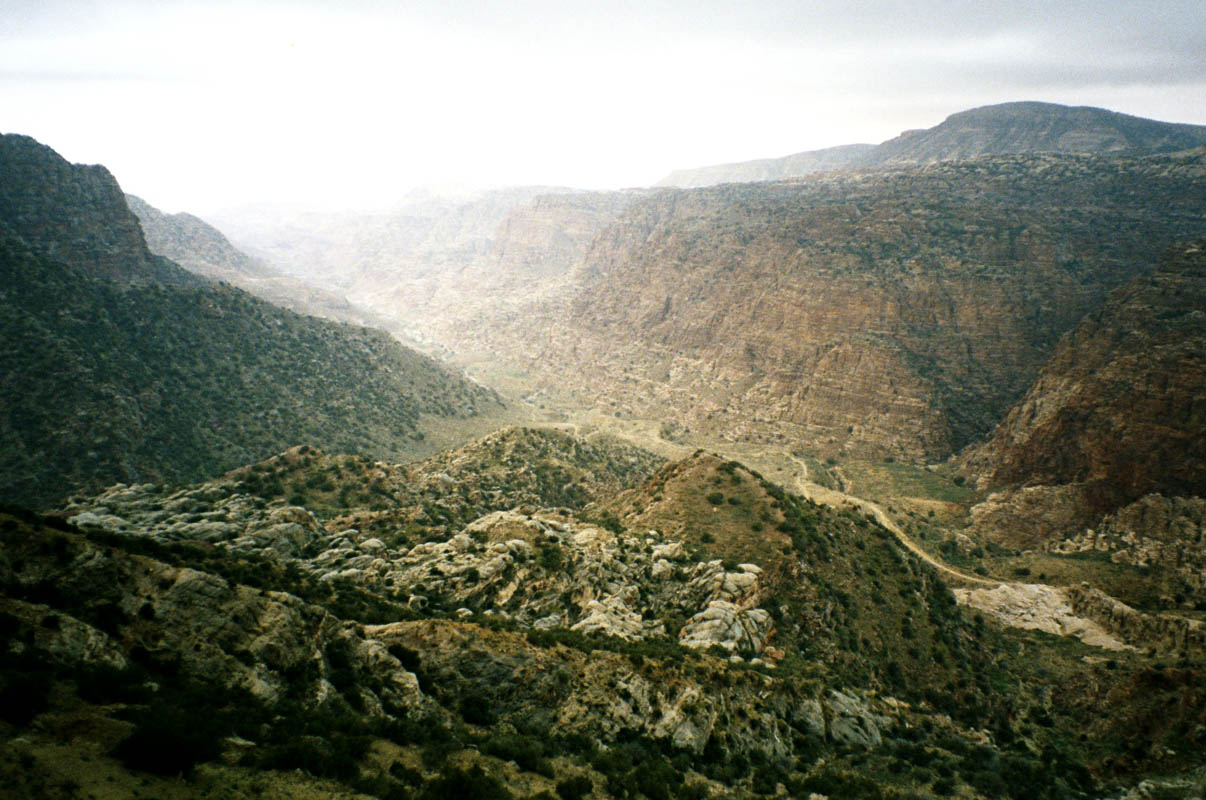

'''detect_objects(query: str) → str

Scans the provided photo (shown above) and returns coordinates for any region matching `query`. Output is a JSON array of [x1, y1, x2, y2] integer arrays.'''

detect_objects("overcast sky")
[[3, 0, 1204, 213]]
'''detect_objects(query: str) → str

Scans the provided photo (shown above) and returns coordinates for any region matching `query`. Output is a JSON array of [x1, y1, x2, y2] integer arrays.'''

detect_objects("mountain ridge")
[[658, 101, 1206, 187]]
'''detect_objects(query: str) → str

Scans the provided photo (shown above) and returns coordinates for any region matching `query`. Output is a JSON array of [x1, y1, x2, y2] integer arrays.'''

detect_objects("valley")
[[2, 101, 1205, 800]]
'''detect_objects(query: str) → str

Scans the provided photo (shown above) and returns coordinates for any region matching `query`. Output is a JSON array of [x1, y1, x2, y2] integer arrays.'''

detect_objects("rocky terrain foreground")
[[3, 428, 1204, 799]]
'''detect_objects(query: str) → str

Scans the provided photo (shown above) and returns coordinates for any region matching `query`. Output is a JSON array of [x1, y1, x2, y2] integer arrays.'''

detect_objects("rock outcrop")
[[0, 517, 429, 715], [1051, 495, 1206, 604]]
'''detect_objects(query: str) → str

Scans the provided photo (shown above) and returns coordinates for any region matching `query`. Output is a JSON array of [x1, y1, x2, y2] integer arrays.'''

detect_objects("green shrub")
[[0, 670, 52, 726], [460, 692, 498, 726], [480, 733, 552, 777], [115, 702, 222, 776], [556, 775, 593, 800], [419, 766, 512, 800]]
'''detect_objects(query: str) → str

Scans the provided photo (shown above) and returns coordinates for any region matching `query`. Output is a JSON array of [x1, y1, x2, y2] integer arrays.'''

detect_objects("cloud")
[[3, 0, 1203, 212]]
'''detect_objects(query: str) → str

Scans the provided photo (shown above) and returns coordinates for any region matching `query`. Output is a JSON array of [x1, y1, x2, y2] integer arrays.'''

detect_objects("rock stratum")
[[968, 243, 1206, 554]]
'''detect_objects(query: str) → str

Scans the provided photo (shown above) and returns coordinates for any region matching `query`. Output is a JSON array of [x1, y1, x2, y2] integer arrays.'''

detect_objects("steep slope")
[[0, 135, 195, 286], [456, 150, 1206, 461], [124, 193, 279, 282], [967, 242, 1206, 550], [658, 101, 1206, 187], [0, 134, 504, 507]]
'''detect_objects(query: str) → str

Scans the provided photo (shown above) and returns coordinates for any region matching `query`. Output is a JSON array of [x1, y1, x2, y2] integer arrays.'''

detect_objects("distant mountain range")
[[659, 101, 1206, 187]]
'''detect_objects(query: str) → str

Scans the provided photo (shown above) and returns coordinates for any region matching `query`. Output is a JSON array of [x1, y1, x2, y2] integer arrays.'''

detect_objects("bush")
[[0, 670, 52, 726], [460, 692, 497, 726], [480, 733, 552, 776], [706, 492, 724, 505], [419, 766, 512, 800], [115, 703, 222, 776], [556, 774, 593, 800]]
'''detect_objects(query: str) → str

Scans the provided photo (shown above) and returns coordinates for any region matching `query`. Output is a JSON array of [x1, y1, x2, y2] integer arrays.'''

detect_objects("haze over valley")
[[2, 2, 1206, 798]]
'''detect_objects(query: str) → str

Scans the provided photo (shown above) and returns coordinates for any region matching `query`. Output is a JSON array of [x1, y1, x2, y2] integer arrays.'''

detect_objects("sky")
[[3, 0, 1204, 214]]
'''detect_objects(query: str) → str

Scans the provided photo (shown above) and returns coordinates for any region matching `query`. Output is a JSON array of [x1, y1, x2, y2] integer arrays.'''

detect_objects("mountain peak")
[[0, 133, 195, 285], [875, 100, 1206, 163]]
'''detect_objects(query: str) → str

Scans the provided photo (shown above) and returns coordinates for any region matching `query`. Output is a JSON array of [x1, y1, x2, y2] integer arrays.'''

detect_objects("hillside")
[[965, 242, 1206, 551], [448, 149, 1206, 461], [659, 101, 1206, 187], [0, 134, 505, 507]]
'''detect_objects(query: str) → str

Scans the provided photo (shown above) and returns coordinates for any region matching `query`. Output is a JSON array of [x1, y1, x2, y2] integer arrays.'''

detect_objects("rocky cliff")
[[0, 135, 195, 285], [659, 101, 1206, 187], [453, 151, 1206, 461], [205, 187, 640, 353], [968, 242, 1206, 548]]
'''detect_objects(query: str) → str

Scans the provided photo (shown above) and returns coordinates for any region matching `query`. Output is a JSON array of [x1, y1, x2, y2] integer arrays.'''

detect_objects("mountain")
[[966, 242, 1206, 550], [0, 135, 197, 286], [0, 134, 506, 507], [448, 149, 1206, 461], [872, 101, 1206, 164], [124, 193, 279, 283], [658, 102, 1206, 187]]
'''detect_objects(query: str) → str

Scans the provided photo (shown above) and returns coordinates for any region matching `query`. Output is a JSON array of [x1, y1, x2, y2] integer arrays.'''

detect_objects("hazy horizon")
[[4, 0, 1204, 215]]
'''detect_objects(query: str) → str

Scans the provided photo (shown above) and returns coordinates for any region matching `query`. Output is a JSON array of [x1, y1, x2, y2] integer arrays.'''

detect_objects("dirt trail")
[[792, 470, 1000, 587]]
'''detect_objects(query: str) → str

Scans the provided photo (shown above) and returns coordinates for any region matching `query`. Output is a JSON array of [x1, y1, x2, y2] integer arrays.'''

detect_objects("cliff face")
[[0, 135, 191, 285], [453, 151, 1206, 460], [967, 242, 1206, 548], [658, 101, 1206, 187], [204, 187, 638, 349]]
